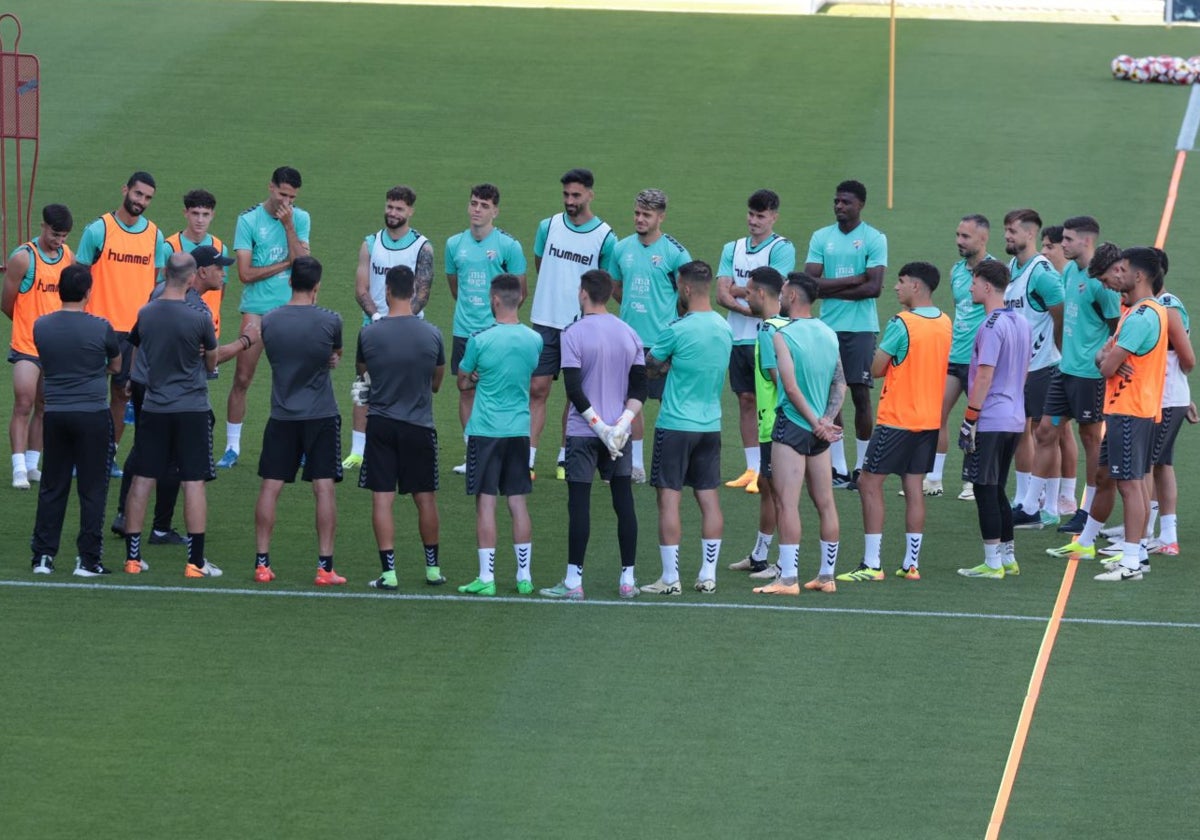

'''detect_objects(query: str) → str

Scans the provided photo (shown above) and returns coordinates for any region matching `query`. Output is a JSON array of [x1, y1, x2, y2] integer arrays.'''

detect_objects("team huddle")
[[4, 166, 1193, 594]]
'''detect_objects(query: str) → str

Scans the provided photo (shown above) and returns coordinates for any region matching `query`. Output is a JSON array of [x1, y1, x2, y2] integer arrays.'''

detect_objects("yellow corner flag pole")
[[1155, 83, 1200, 248], [887, 0, 896, 209]]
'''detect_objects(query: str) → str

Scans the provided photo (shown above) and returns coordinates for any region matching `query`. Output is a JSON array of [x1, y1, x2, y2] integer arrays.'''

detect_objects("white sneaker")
[[1102, 558, 1150, 574], [957, 482, 975, 501], [452, 463, 467, 475], [13, 470, 29, 490], [693, 577, 717, 593], [26, 467, 41, 482], [631, 466, 647, 484], [1099, 524, 1125, 540], [1094, 565, 1143, 582], [922, 479, 944, 496], [639, 578, 681, 595], [32, 555, 53, 574], [1098, 544, 1123, 557], [748, 563, 781, 580]]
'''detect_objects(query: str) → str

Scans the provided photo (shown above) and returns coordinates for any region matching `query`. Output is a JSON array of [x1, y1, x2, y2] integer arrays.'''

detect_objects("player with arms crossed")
[[28, 265, 121, 576], [218, 166, 310, 468], [760, 272, 845, 595], [253, 256, 347, 586], [457, 274, 543, 596], [956, 260, 1031, 579], [805, 179, 887, 490], [355, 265, 446, 591], [716, 189, 795, 495], [343, 186, 433, 469], [540, 269, 646, 600], [611, 188, 690, 483], [4, 204, 73, 489], [445, 183, 526, 475], [641, 260, 733, 595]]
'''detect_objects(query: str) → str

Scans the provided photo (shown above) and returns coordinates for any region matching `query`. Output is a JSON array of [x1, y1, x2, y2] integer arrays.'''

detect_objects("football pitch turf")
[[2, 1, 1199, 836]]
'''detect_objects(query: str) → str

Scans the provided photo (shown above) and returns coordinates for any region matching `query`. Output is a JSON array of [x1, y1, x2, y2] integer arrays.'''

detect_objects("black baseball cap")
[[192, 245, 235, 268]]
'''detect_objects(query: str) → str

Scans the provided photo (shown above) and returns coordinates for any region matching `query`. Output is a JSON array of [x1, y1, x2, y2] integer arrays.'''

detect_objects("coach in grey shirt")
[[357, 264, 446, 590], [253, 255, 347, 586], [30, 264, 121, 577]]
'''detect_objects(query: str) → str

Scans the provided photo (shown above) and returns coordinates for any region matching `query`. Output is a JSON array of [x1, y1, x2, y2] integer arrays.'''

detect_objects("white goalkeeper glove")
[[370, 311, 384, 322], [350, 373, 371, 406], [603, 408, 636, 459]]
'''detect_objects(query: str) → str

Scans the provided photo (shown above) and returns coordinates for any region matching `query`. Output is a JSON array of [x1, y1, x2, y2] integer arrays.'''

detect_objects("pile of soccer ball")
[[1111, 55, 1200, 85]]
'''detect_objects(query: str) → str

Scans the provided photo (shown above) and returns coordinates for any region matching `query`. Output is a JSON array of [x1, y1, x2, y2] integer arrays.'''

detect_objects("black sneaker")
[[832, 469, 852, 489], [1012, 505, 1043, 530], [32, 555, 54, 574], [1057, 509, 1088, 534], [110, 513, 126, 537], [845, 468, 861, 491], [73, 559, 112, 578], [150, 528, 187, 546]]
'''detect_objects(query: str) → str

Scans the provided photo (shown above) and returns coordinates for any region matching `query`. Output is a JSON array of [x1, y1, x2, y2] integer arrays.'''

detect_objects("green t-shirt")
[[459, 322, 542, 438], [1115, 298, 1164, 356], [775, 316, 842, 432], [806, 221, 888, 333], [948, 256, 991, 364], [755, 315, 790, 442], [234, 203, 312, 315], [649, 310, 732, 433], [612, 232, 691, 347], [445, 227, 527, 337], [1060, 261, 1121, 378]]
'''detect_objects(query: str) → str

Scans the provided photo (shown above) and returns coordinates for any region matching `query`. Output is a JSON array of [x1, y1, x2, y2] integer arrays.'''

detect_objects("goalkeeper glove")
[[350, 373, 371, 407], [957, 406, 980, 453]]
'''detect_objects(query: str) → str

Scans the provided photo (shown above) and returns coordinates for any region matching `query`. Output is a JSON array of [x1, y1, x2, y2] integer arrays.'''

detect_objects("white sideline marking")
[[2, 579, 1198, 630]]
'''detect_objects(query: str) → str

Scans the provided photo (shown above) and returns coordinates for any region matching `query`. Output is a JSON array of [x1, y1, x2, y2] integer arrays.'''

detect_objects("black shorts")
[[1099, 414, 1156, 480], [1152, 405, 1188, 466], [565, 434, 631, 483], [258, 415, 343, 482], [7, 349, 39, 367], [451, 335, 469, 376], [135, 410, 214, 482], [962, 430, 1019, 486], [1043, 370, 1104, 425], [838, 331, 877, 388], [650, 428, 721, 491], [1024, 366, 1056, 420], [863, 426, 938, 476], [728, 344, 756, 395], [643, 347, 665, 400], [360, 416, 438, 494], [466, 435, 531, 496], [771, 413, 830, 457], [532, 323, 561, 378], [947, 361, 969, 393], [112, 332, 134, 387]]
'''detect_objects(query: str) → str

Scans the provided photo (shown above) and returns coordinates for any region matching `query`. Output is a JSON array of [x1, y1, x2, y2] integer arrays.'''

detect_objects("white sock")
[[1045, 477, 1061, 512], [904, 532, 923, 569], [478, 548, 495, 583], [777, 544, 799, 579], [12, 453, 24, 475], [1060, 477, 1077, 505], [1122, 542, 1143, 570], [565, 563, 583, 588], [819, 540, 839, 577], [984, 542, 1002, 569], [226, 422, 243, 454], [864, 533, 882, 568], [1145, 501, 1159, 538], [632, 439, 644, 470], [1160, 514, 1178, 544], [1079, 516, 1104, 547], [1015, 471, 1030, 504], [620, 565, 634, 586], [830, 438, 848, 475], [700, 538, 721, 581], [514, 542, 532, 581], [751, 531, 773, 562], [24, 450, 39, 471], [1082, 484, 1097, 513], [556, 446, 566, 463], [744, 446, 760, 472], [660, 545, 679, 583], [1001, 540, 1016, 561], [855, 438, 870, 471], [350, 430, 366, 457], [529, 446, 537, 469], [929, 453, 946, 482], [1022, 476, 1048, 513]]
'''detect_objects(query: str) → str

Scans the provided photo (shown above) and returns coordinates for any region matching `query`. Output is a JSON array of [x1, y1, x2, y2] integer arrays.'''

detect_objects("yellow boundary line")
[[985, 556, 1080, 839]]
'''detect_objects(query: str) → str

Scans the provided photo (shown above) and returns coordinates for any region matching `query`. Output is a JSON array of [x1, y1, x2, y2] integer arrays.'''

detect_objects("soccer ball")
[[1171, 63, 1197, 85], [1128, 59, 1152, 83], [1111, 54, 1134, 80]]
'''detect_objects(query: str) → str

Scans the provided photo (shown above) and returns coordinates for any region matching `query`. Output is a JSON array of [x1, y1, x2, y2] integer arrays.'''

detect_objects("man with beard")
[[343, 186, 434, 469], [529, 168, 616, 480], [75, 171, 167, 467]]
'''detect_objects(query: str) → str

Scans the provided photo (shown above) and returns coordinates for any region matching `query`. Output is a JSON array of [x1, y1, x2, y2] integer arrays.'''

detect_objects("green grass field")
[[1, 2, 1198, 837]]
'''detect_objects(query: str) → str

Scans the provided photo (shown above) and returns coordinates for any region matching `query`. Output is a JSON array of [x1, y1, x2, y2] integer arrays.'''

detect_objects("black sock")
[[318, 555, 334, 572], [380, 549, 395, 572], [188, 533, 205, 567], [126, 533, 141, 561], [256, 552, 270, 568], [423, 544, 439, 567]]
